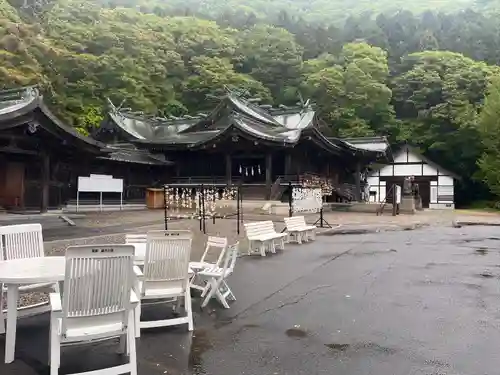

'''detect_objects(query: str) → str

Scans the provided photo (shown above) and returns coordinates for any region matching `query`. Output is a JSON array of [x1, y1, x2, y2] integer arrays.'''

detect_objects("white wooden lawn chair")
[[244, 221, 287, 257], [133, 230, 193, 338], [284, 216, 316, 244], [49, 244, 138, 375], [198, 242, 239, 309], [0, 223, 60, 335], [189, 236, 227, 291]]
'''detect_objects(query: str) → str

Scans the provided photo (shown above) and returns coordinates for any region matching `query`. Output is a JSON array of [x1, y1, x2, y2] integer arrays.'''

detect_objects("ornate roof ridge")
[[107, 94, 314, 127]]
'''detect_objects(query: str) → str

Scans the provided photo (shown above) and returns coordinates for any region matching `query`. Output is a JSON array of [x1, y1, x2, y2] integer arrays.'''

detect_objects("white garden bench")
[[244, 221, 287, 257], [284, 216, 316, 244]]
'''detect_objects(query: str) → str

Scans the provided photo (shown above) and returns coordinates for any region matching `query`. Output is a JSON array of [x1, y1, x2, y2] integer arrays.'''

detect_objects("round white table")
[[0, 256, 65, 364]]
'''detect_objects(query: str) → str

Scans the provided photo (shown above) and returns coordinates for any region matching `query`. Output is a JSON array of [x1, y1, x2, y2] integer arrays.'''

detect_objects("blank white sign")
[[78, 176, 123, 193]]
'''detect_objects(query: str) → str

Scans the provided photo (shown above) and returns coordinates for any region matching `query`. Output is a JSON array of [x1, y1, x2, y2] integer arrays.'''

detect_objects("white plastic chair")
[[49, 244, 138, 375], [134, 230, 193, 337], [125, 234, 147, 245], [0, 223, 59, 335], [189, 236, 228, 291], [198, 242, 239, 309]]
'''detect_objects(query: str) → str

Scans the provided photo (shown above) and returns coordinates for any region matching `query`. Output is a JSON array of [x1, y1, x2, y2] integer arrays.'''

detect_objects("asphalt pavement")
[[2, 225, 500, 374]]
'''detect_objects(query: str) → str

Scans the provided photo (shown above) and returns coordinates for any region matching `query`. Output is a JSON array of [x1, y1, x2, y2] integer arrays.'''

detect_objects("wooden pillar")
[[40, 152, 50, 213], [225, 154, 232, 185], [265, 153, 272, 200], [284, 152, 292, 176], [355, 161, 361, 202]]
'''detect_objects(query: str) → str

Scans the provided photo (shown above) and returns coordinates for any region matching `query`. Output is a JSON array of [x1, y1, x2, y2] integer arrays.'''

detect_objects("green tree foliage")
[[392, 51, 496, 178], [235, 25, 303, 103], [303, 43, 394, 137], [182, 56, 271, 110], [478, 76, 500, 197], [96, 0, 481, 24]]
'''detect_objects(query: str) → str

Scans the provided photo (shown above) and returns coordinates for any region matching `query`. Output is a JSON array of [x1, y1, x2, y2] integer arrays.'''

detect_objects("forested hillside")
[[3, 0, 500, 204], [100, 0, 484, 24]]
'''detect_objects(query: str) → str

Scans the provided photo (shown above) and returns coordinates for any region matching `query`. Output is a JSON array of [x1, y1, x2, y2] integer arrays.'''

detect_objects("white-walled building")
[[367, 145, 458, 209]]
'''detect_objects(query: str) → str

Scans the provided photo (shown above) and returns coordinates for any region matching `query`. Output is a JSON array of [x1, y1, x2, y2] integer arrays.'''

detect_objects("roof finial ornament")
[[106, 98, 126, 114], [297, 91, 311, 109]]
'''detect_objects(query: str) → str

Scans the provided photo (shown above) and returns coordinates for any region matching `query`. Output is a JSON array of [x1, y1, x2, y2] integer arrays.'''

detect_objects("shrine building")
[[0, 86, 392, 212], [0, 87, 169, 212], [95, 91, 392, 202], [367, 144, 458, 209]]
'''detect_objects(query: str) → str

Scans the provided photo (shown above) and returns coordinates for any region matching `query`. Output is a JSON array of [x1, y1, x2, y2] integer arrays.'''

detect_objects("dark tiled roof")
[[0, 87, 174, 165], [100, 146, 173, 165], [0, 86, 106, 154], [104, 93, 318, 148]]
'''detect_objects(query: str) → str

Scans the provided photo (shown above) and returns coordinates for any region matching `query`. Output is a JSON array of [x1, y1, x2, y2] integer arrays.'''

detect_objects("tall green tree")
[[235, 25, 304, 103], [478, 76, 500, 197], [392, 51, 496, 177], [182, 56, 271, 110], [303, 42, 394, 137]]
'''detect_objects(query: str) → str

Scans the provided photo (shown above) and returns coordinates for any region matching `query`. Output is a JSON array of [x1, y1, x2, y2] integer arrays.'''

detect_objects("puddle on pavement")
[[463, 282, 483, 290], [189, 329, 213, 372], [478, 272, 494, 278], [424, 358, 451, 367], [356, 342, 398, 355], [459, 237, 500, 243], [475, 247, 488, 255], [325, 342, 397, 355], [350, 250, 397, 257], [325, 343, 350, 351], [285, 327, 308, 338], [425, 262, 451, 268]]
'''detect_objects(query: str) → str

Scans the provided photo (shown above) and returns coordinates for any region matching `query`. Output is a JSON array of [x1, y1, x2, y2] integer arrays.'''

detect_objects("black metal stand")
[[313, 206, 332, 228]]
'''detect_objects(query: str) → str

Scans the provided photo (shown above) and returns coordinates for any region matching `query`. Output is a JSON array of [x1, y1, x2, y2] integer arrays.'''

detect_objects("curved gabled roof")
[[100, 145, 173, 165], [0, 87, 106, 154], [100, 91, 391, 160], [103, 93, 321, 149]]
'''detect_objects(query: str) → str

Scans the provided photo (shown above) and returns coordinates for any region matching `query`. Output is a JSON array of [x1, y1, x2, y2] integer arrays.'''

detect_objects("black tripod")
[[313, 197, 332, 228]]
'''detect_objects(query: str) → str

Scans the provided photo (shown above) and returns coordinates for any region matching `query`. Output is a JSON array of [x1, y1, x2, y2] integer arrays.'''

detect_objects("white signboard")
[[78, 175, 123, 193], [292, 187, 322, 213], [77, 174, 124, 211]]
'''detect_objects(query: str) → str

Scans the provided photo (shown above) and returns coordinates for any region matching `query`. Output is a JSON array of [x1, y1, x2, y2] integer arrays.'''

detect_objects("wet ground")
[[2, 225, 500, 374]]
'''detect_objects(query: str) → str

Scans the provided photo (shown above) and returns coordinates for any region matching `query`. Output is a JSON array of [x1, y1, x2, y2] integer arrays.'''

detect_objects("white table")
[[0, 256, 65, 364]]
